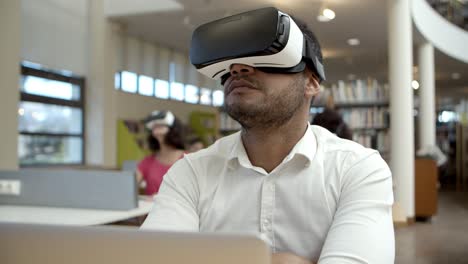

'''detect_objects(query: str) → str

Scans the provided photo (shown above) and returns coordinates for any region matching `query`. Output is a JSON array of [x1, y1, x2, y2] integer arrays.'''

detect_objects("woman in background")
[[136, 110, 185, 196]]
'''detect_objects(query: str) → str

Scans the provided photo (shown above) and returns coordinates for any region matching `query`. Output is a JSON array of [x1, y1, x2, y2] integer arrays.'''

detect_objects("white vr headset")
[[190, 7, 326, 84], [144, 110, 175, 130]]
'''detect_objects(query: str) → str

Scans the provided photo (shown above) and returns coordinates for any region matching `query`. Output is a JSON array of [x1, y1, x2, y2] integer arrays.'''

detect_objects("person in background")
[[311, 107, 353, 140], [186, 136, 205, 153], [136, 110, 185, 196]]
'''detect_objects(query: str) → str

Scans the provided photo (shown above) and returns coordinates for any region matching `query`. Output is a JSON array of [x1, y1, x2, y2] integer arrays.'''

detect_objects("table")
[[0, 196, 154, 226]]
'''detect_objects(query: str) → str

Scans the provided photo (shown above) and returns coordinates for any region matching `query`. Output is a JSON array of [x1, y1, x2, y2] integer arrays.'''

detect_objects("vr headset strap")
[[303, 38, 326, 82]]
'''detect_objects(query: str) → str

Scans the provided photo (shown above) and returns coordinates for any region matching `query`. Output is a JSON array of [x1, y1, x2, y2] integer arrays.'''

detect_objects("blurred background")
[[1, 0, 468, 263]]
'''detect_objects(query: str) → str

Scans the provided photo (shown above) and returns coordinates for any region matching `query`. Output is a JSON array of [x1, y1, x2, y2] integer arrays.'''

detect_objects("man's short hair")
[[292, 16, 324, 71]]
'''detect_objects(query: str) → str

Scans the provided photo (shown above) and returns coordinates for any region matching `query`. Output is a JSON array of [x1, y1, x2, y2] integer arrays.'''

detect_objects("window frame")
[[20, 66, 86, 167]]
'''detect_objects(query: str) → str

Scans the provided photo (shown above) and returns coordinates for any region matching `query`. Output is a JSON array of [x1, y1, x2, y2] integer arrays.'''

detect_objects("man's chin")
[[225, 103, 257, 116]]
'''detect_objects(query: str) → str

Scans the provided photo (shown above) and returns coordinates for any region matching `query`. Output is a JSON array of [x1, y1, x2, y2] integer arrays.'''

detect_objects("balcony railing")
[[427, 0, 468, 30]]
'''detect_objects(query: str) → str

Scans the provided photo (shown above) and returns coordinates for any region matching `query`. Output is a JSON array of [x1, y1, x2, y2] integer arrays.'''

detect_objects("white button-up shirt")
[[141, 125, 395, 263]]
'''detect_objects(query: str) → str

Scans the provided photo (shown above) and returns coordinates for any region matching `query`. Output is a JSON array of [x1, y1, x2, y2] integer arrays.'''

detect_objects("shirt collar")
[[226, 124, 317, 168], [290, 124, 317, 166], [227, 131, 253, 169]]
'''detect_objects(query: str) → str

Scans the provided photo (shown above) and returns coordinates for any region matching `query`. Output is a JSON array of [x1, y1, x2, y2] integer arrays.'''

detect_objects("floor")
[[395, 191, 468, 264]]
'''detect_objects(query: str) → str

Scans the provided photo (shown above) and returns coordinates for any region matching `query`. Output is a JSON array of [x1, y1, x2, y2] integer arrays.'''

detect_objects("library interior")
[[1, 0, 468, 263]]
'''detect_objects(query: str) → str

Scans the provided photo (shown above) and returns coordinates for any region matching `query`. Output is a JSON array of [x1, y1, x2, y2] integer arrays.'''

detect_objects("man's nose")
[[230, 64, 255, 77]]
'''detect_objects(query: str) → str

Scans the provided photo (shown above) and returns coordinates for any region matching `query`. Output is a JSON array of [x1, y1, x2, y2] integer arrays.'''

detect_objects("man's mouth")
[[227, 79, 257, 94]]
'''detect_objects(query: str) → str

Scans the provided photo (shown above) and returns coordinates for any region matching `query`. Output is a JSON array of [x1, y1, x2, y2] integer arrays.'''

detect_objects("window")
[[438, 111, 458, 123], [121, 71, 137, 93], [138, 75, 154, 96], [19, 65, 85, 166], [200, 88, 212, 105], [21, 76, 80, 101], [115, 72, 121, 90], [18, 102, 82, 134], [185, 85, 199, 104], [170, 82, 185, 101], [155, 79, 170, 99], [212, 90, 224, 107]]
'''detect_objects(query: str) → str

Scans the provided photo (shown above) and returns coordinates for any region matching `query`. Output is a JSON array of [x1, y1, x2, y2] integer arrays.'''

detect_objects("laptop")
[[0, 223, 270, 264]]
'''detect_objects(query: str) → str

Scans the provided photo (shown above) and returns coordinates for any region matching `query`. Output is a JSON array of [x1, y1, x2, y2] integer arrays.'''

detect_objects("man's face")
[[223, 64, 311, 129]]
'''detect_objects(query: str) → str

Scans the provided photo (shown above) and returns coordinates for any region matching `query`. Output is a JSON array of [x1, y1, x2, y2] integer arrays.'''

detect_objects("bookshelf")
[[332, 79, 389, 104], [217, 78, 391, 158], [311, 78, 390, 157]]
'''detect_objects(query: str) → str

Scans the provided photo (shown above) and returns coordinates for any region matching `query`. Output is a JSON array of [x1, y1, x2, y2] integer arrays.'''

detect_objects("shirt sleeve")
[[140, 157, 200, 231], [318, 152, 395, 264]]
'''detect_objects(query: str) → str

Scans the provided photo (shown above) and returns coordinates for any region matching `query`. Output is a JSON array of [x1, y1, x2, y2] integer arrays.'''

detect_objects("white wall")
[[116, 92, 218, 123], [19, 0, 221, 167], [21, 0, 89, 75], [86, 0, 118, 168], [0, 1, 21, 170]]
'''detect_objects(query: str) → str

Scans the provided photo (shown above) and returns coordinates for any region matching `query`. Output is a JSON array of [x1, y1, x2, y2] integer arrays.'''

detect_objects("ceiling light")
[[452, 72, 461, 80], [317, 15, 330, 22], [412, 80, 420, 90], [18, 108, 24, 116], [323, 8, 336, 20], [183, 16, 190, 25], [347, 38, 360, 46], [317, 7, 336, 22]]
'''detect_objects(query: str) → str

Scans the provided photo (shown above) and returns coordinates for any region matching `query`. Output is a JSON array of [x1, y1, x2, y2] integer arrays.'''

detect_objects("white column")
[[86, 0, 117, 168], [388, 0, 415, 220], [418, 42, 436, 148], [0, 1, 20, 170]]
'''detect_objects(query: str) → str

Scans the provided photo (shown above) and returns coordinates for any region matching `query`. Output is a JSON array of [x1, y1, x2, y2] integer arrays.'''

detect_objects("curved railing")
[[412, 0, 468, 64], [426, 0, 467, 30]]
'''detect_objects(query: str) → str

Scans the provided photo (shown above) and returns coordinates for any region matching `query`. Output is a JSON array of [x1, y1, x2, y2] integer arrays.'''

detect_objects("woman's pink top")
[[137, 155, 182, 195]]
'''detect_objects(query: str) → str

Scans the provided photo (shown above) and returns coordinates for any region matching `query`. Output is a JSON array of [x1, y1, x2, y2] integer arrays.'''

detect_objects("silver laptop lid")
[[0, 223, 271, 264]]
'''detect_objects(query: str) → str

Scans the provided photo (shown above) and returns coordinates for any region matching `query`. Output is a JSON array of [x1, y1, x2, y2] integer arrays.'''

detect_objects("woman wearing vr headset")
[[136, 110, 185, 196], [142, 7, 394, 264]]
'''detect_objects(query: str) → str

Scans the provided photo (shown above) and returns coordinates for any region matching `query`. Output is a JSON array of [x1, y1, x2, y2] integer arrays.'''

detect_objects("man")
[[141, 7, 394, 264]]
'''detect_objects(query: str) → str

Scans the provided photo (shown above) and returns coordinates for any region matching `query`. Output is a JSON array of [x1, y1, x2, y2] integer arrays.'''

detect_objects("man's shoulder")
[[310, 125, 391, 183], [310, 124, 381, 164]]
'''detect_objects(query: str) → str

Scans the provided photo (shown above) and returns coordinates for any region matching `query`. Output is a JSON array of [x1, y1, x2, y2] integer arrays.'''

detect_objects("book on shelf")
[[353, 130, 390, 154], [324, 78, 391, 157], [331, 78, 389, 104], [341, 108, 389, 129]]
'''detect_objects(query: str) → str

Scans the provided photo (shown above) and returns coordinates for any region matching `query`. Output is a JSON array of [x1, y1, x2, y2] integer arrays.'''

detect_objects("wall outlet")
[[0, 180, 21, 196]]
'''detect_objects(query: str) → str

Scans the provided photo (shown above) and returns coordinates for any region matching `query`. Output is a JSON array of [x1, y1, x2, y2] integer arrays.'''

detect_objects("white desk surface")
[[0, 196, 154, 226]]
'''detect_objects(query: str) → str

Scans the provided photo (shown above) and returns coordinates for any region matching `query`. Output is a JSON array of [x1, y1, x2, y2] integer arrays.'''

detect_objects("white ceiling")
[[110, 0, 468, 101]]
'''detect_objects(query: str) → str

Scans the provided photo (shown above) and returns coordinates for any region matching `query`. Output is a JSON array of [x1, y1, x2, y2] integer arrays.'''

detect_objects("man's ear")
[[304, 68, 321, 97]]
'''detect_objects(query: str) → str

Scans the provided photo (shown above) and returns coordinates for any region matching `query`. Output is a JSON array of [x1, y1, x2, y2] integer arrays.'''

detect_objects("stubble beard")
[[224, 75, 306, 130]]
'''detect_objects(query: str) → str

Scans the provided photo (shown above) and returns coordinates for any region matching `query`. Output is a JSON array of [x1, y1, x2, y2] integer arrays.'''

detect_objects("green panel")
[[116, 120, 149, 169], [189, 111, 219, 147]]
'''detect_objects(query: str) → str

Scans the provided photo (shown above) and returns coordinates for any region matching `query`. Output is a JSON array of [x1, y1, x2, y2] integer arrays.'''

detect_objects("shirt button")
[[263, 220, 272, 231], [269, 183, 275, 191]]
